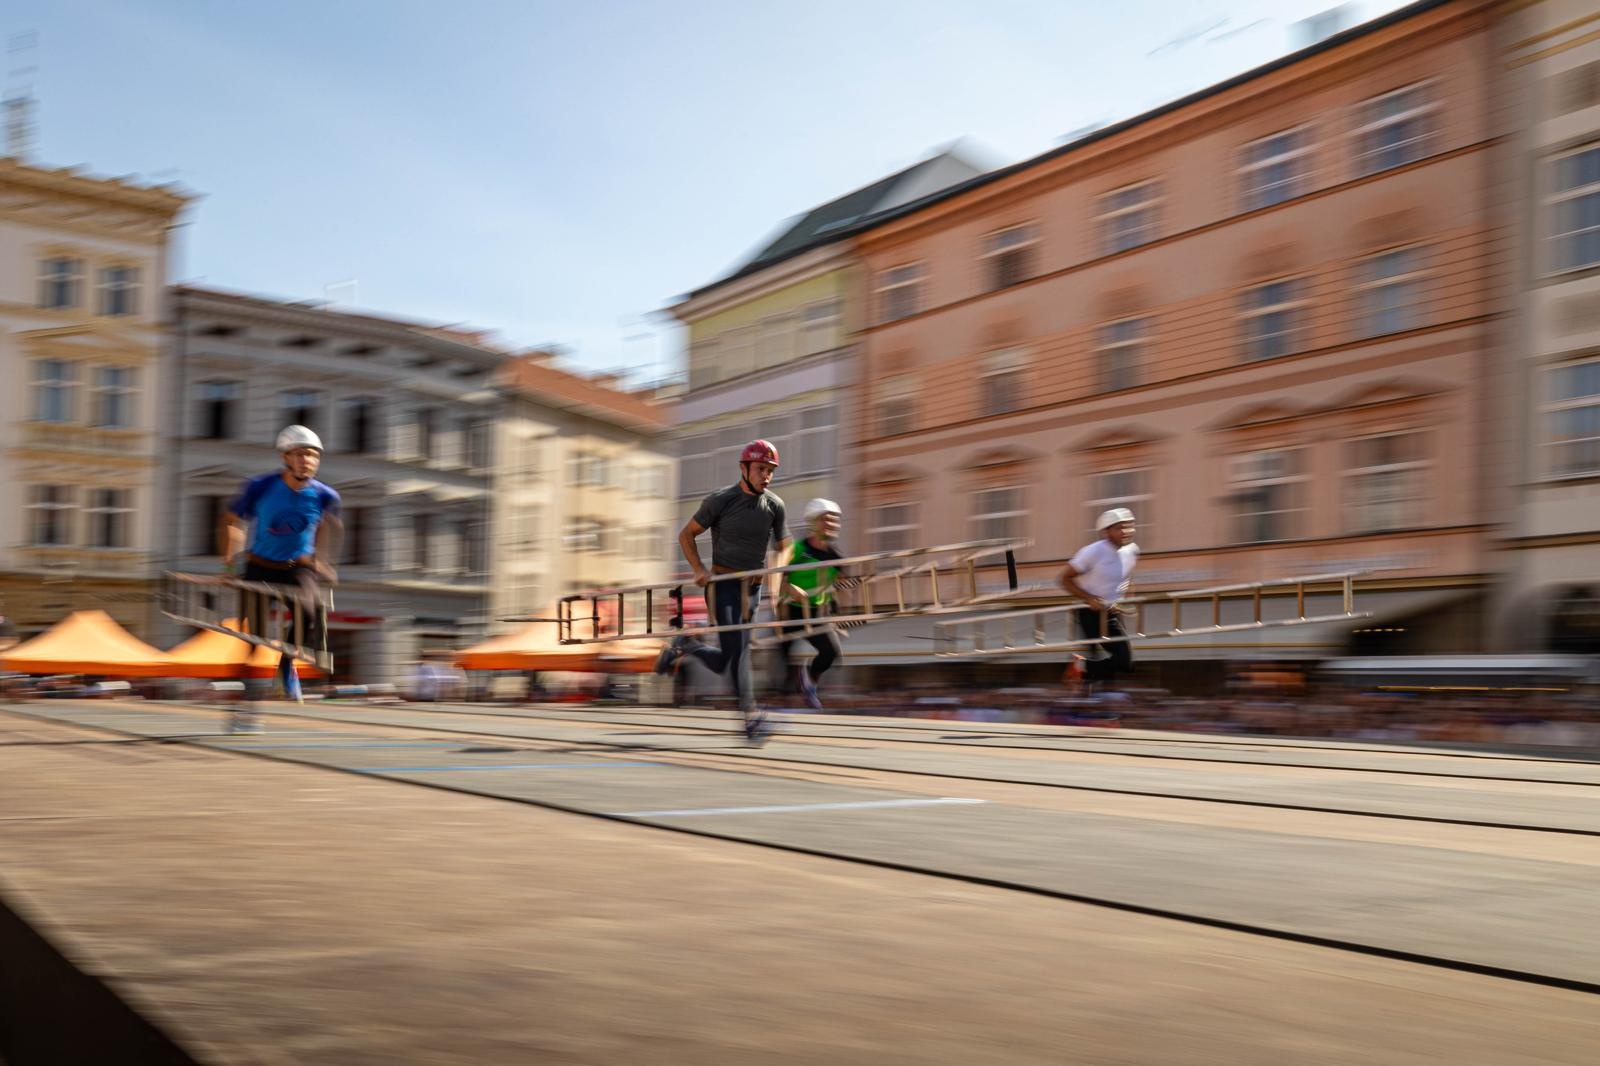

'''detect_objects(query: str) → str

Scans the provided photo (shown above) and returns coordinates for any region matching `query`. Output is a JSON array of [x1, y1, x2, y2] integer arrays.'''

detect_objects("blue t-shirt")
[[229, 473, 341, 563]]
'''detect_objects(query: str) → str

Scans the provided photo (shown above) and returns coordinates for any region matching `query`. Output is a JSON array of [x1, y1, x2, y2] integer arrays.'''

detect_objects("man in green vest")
[[779, 498, 846, 710]]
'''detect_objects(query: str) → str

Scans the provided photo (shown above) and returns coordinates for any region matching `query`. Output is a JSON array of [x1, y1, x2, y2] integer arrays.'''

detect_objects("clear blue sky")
[[9, 0, 1415, 384]]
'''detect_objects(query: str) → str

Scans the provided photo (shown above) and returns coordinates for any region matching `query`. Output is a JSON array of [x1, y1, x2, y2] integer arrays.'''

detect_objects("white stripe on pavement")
[[614, 797, 986, 819]]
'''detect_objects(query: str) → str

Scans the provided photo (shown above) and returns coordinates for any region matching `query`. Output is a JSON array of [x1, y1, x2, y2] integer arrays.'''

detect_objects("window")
[[28, 485, 74, 546], [567, 451, 606, 486], [792, 405, 837, 476], [1228, 449, 1306, 543], [512, 506, 543, 551], [979, 349, 1027, 415], [413, 407, 437, 461], [96, 265, 140, 316], [345, 507, 376, 565], [193, 495, 226, 555], [1085, 469, 1153, 548], [1239, 128, 1311, 211], [90, 367, 138, 429], [1353, 83, 1434, 176], [1241, 279, 1307, 361], [1096, 318, 1148, 391], [970, 486, 1026, 542], [342, 398, 379, 454], [563, 517, 604, 552], [688, 339, 719, 390], [1097, 182, 1159, 254], [412, 512, 434, 570], [876, 376, 916, 437], [1544, 358, 1600, 478], [198, 381, 241, 440], [1549, 145, 1600, 275], [1343, 432, 1428, 532], [32, 360, 79, 423], [465, 419, 491, 469], [982, 224, 1038, 290], [37, 257, 83, 310], [801, 301, 841, 355], [757, 315, 794, 366], [876, 264, 925, 323], [86, 489, 132, 548], [1357, 247, 1427, 337], [627, 525, 667, 562], [280, 389, 322, 435], [1552, 61, 1600, 116], [866, 503, 918, 553], [679, 434, 716, 498], [462, 518, 486, 575]]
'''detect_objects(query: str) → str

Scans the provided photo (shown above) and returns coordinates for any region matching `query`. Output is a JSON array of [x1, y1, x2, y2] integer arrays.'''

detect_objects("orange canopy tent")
[[0, 610, 170, 677], [456, 606, 662, 673], [165, 621, 324, 680]]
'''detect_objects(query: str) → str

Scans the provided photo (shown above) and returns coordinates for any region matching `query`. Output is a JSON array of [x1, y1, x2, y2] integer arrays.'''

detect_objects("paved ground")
[[2, 699, 1598, 1064]]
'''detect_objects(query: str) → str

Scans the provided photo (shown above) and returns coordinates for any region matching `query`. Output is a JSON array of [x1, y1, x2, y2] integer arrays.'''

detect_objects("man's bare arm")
[[219, 512, 247, 570], [678, 518, 709, 586], [1058, 563, 1107, 613]]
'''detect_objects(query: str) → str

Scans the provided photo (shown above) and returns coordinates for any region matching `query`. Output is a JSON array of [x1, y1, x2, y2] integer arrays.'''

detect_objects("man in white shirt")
[[1058, 508, 1139, 688]]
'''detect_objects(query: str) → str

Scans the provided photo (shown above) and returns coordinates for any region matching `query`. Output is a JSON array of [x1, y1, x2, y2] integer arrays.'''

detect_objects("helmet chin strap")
[[739, 463, 759, 495]]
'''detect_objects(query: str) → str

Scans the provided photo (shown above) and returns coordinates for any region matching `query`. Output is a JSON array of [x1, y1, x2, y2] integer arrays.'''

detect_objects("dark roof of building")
[[686, 148, 989, 299]]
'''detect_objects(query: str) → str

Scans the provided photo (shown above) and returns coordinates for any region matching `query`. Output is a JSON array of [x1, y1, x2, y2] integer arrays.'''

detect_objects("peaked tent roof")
[[0, 610, 170, 676], [456, 607, 662, 673], [165, 621, 323, 680]]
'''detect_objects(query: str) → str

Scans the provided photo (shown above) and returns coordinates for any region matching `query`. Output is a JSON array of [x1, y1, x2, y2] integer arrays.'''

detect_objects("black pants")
[[781, 602, 840, 682], [239, 560, 326, 657], [1075, 608, 1131, 683], [686, 579, 758, 713]]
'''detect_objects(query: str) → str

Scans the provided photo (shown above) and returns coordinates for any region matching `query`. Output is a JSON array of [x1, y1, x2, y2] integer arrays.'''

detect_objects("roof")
[[714, 0, 1461, 270], [495, 353, 669, 433], [0, 156, 193, 216], [0, 610, 169, 676], [165, 621, 323, 680], [686, 147, 990, 299], [456, 606, 661, 672]]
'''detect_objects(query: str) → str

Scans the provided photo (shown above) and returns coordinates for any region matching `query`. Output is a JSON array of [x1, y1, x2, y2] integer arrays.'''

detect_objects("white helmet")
[[275, 424, 324, 454], [803, 498, 842, 524], [1096, 507, 1135, 530]]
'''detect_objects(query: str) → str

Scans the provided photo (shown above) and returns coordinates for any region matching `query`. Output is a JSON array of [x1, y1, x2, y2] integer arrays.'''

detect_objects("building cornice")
[[669, 243, 852, 323], [0, 157, 191, 214]]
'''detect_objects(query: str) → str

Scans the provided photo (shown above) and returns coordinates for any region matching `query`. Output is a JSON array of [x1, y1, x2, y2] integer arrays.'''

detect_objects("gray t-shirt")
[[692, 483, 787, 572]]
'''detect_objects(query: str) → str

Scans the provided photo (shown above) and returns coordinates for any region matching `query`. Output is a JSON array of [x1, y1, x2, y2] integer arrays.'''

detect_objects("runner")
[[658, 439, 789, 742], [1058, 508, 1138, 691], [218, 425, 342, 729], [779, 498, 845, 711]]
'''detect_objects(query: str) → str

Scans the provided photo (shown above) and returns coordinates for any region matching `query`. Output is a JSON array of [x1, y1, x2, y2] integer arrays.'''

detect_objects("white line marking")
[[615, 797, 986, 819]]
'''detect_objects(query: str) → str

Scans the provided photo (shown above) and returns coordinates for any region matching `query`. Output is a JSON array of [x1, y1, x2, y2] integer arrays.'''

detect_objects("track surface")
[[9, 698, 1600, 996]]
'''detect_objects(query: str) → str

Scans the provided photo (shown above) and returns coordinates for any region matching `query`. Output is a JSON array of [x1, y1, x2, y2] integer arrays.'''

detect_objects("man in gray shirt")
[[661, 438, 790, 742]]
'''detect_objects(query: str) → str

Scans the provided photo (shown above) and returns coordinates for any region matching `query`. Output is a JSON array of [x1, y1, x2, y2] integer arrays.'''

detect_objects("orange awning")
[[456, 606, 662, 673], [0, 610, 169, 677], [165, 621, 324, 680]]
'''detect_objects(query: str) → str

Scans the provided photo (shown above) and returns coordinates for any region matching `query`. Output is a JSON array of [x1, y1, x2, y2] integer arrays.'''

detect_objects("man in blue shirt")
[[220, 424, 342, 707]]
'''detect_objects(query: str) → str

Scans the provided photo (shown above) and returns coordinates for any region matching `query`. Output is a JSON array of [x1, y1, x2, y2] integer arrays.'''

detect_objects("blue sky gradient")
[[8, 1, 1413, 382]]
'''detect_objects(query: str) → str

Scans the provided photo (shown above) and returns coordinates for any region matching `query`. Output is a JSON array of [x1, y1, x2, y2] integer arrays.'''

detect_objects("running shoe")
[[798, 666, 821, 711], [743, 710, 772, 746]]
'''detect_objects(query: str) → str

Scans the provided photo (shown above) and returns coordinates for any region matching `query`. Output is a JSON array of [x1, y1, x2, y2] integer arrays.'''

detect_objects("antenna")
[[324, 278, 358, 307], [4, 31, 39, 161]]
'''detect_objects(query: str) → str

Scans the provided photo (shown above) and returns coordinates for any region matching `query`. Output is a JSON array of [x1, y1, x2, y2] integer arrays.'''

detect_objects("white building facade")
[[0, 158, 189, 639], [164, 286, 500, 683]]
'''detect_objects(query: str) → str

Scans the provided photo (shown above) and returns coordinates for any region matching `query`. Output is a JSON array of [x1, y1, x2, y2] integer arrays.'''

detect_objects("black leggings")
[[239, 561, 326, 655], [685, 579, 758, 712], [781, 602, 840, 680], [1075, 608, 1131, 683]]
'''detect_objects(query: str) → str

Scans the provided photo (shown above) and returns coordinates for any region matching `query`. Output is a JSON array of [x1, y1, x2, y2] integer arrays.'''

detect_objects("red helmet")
[[739, 439, 780, 467]]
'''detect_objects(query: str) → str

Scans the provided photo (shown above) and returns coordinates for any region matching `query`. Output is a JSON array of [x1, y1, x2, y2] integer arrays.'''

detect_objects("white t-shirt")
[[1068, 538, 1139, 604]]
